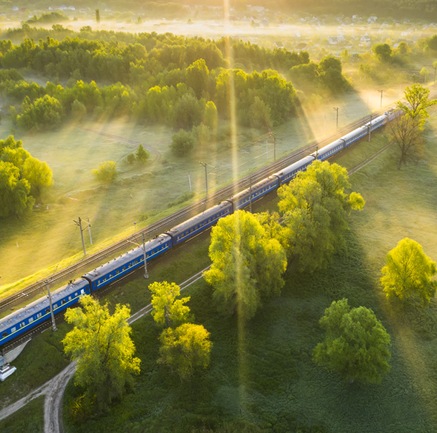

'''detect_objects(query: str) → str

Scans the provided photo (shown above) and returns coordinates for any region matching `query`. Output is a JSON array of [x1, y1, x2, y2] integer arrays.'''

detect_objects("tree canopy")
[[148, 281, 191, 328], [62, 295, 141, 412], [0, 135, 53, 218], [158, 323, 212, 381], [204, 210, 287, 321], [277, 160, 365, 272], [313, 298, 391, 384], [381, 238, 437, 307]]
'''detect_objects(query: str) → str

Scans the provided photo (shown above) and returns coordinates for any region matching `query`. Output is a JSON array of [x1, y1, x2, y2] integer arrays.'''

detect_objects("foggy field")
[[0, 84, 407, 295]]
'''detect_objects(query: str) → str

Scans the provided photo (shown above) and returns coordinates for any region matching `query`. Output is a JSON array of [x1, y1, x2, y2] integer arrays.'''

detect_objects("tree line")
[[0, 29, 351, 136]]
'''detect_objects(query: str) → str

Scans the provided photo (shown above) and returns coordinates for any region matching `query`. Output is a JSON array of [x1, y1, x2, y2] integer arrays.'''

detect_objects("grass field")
[[1, 114, 436, 432], [0, 86, 404, 297]]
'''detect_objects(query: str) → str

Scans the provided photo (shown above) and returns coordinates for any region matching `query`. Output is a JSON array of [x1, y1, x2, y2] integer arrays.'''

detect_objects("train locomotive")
[[0, 111, 396, 349]]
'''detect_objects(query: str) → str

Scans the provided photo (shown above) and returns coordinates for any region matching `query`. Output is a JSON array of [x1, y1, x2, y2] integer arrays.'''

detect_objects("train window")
[[46, 308, 50, 314], [61, 300, 66, 305], [37, 313, 42, 318], [29, 317, 33, 323], [11, 327, 16, 332], [2, 332, 8, 338]]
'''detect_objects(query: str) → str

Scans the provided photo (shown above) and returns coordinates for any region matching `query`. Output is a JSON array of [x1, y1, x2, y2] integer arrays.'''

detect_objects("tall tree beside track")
[[381, 238, 437, 307], [204, 210, 287, 321], [0, 135, 52, 218], [313, 298, 391, 384], [391, 84, 437, 167], [277, 160, 365, 273], [148, 281, 192, 328], [63, 295, 140, 414]]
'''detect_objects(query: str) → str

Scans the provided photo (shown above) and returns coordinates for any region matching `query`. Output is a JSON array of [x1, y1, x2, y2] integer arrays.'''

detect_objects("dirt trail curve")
[[0, 361, 76, 433]]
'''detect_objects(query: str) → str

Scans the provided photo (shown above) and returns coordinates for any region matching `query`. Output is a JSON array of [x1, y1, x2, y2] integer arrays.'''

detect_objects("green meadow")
[[1, 114, 437, 432]]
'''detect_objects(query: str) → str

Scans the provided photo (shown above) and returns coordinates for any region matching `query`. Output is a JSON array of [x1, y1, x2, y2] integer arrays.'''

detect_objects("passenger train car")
[[0, 111, 396, 349]]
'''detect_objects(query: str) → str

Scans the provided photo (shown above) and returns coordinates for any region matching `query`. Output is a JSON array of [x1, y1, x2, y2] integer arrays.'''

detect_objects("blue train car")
[[315, 138, 346, 160], [0, 279, 89, 346], [83, 234, 172, 291], [166, 201, 233, 245], [275, 155, 315, 185], [231, 176, 279, 210]]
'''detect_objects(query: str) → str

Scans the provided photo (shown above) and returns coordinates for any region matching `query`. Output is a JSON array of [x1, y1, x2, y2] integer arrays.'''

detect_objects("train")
[[0, 110, 397, 349]]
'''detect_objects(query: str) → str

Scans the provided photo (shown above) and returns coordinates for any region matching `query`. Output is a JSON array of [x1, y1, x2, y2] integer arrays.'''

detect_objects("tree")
[[172, 93, 203, 130], [381, 238, 437, 307], [391, 84, 437, 167], [158, 323, 212, 380], [203, 210, 287, 321], [92, 160, 117, 183], [171, 129, 195, 157], [16, 94, 63, 130], [277, 160, 365, 273], [373, 43, 392, 62], [148, 281, 191, 328], [135, 144, 149, 163], [21, 156, 53, 198], [0, 135, 52, 216], [0, 161, 34, 218], [186, 58, 210, 99], [389, 114, 424, 167], [397, 83, 436, 128], [313, 299, 391, 384], [63, 295, 140, 412]]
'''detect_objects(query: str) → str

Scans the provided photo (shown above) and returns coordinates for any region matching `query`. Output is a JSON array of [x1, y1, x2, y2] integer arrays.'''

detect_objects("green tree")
[[381, 238, 437, 307], [203, 100, 218, 132], [248, 96, 272, 130], [313, 299, 391, 384], [63, 295, 140, 412], [16, 94, 63, 130], [391, 84, 437, 166], [373, 43, 392, 62], [397, 83, 436, 129], [171, 129, 195, 157], [92, 160, 117, 183], [0, 135, 52, 215], [277, 160, 365, 272], [0, 161, 34, 218], [204, 210, 287, 320], [158, 323, 212, 380], [21, 156, 53, 199], [135, 144, 149, 163], [148, 281, 191, 328], [172, 93, 203, 130], [186, 58, 210, 99]]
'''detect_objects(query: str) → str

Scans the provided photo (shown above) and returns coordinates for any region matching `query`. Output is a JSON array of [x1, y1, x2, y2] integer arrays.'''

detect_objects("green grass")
[[0, 396, 44, 433], [2, 116, 437, 432], [0, 83, 409, 297], [59, 122, 437, 433]]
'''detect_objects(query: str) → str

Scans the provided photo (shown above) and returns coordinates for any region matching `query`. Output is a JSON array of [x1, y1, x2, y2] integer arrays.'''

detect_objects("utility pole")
[[333, 107, 339, 130], [199, 162, 208, 196], [87, 218, 93, 245], [269, 129, 277, 161], [73, 217, 86, 256], [46, 280, 57, 332], [378, 89, 384, 108]]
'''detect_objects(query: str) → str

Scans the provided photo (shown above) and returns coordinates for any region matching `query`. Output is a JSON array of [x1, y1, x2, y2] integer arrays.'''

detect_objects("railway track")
[[0, 113, 383, 315]]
